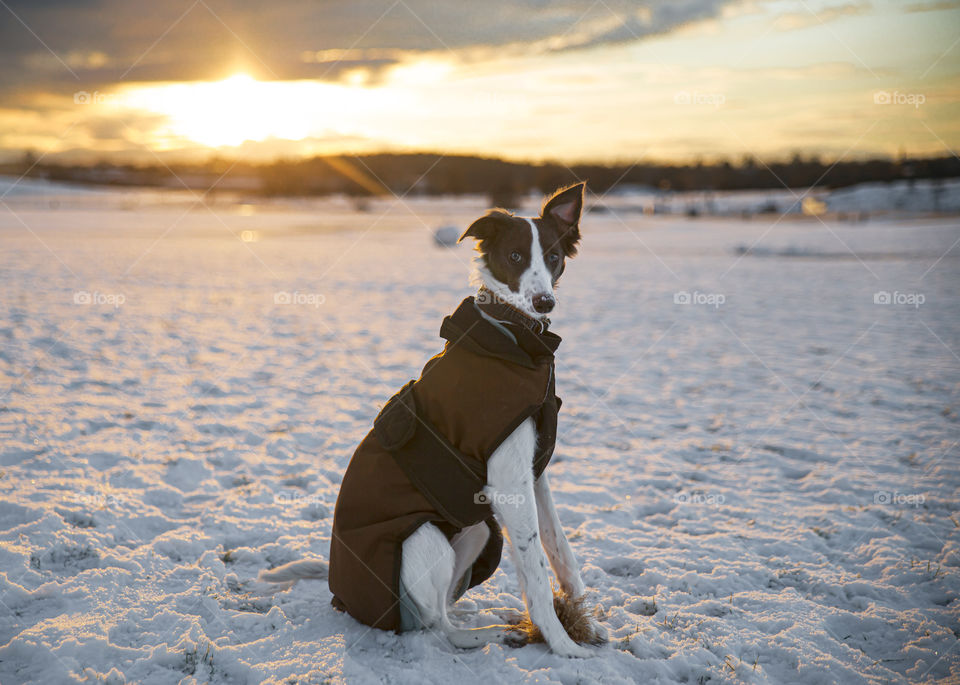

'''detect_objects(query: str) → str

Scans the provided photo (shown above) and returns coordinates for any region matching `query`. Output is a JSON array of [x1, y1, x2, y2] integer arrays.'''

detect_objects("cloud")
[[904, 1, 960, 11], [771, 3, 869, 31], [0, 0, 736, 95]]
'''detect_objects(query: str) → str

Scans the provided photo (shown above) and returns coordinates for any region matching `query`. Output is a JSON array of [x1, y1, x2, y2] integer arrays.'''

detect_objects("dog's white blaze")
[[520, 218, 554, 305]]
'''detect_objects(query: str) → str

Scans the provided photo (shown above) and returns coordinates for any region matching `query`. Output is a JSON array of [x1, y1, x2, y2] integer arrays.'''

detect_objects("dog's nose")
[[532, 294, 555, 314]]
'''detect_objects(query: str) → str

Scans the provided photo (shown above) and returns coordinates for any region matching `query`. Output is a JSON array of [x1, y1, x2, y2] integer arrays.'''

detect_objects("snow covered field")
[[1, 184, 958, 684]]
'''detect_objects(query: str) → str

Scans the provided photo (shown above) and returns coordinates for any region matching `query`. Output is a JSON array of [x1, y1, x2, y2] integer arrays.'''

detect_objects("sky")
[[0, 0, 958, 164]]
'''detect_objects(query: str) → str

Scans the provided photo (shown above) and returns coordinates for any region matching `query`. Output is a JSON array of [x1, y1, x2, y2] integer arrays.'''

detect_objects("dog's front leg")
[[535, 472, 607, 643], [487, 419, 592, 658], [534, 472, 585, 597]]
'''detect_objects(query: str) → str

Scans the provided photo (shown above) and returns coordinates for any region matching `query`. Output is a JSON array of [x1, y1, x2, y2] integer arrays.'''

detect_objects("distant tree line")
[[7, 151, 959, 203]]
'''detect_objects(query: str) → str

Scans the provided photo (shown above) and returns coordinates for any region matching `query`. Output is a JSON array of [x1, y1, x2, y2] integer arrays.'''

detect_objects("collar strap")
[[476, 288, 550, 334]]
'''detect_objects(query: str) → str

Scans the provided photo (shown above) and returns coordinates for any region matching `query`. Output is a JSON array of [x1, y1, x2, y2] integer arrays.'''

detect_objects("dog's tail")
[[257, 559, 328, 589]]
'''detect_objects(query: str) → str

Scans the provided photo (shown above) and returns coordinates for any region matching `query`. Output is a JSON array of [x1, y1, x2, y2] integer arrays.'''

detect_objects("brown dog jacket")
[[328, 296, 562, 631]]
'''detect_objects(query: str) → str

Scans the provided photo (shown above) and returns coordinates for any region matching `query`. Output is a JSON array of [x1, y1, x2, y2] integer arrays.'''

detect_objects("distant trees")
[[5, 151, 958, 197]]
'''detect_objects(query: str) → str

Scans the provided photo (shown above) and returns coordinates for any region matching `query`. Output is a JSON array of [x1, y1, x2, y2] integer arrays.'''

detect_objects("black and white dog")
[[261, 183, 603, 657], [403, 182, 603, 657]]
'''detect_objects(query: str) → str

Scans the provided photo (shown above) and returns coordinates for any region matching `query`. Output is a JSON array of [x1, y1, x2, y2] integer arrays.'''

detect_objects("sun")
[[118, 73, 315, 147], [117, 72, 359, 148], [98, 61, 451, 154]]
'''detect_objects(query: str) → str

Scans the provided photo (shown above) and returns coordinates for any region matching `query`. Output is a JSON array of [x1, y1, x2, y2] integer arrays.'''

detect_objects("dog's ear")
[[542, 182, 585, 256], [459, 209, 512, 244]]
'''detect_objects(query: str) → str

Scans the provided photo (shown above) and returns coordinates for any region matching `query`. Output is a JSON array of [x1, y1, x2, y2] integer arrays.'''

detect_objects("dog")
[[260, 183, 604, 658]]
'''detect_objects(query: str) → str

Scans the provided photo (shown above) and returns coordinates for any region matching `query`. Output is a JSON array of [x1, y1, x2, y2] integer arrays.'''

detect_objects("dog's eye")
[[510, 251, 523, 263], [548, 253, 560, 265]]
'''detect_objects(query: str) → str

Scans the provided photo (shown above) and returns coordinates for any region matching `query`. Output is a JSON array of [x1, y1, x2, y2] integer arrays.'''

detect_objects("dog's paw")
[[582, 616, 608, 645]]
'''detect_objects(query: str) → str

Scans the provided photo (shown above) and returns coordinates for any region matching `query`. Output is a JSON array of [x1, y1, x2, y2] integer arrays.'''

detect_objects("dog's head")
[[459, 183, 585, 320]]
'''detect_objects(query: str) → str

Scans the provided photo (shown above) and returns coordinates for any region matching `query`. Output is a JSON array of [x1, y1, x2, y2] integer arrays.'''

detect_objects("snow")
[[825, 179, 960, 215], [1, 183, 958, 684], [595, 178, 960, 218]]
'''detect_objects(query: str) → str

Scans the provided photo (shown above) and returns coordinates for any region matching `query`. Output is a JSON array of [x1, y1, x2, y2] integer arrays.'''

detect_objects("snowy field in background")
[[1, 185, 958, 684]]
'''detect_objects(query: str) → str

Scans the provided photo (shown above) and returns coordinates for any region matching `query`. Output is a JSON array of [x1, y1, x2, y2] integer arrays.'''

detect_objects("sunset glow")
[[116, 73, 381, 148], [0, 0, 956, 163]]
